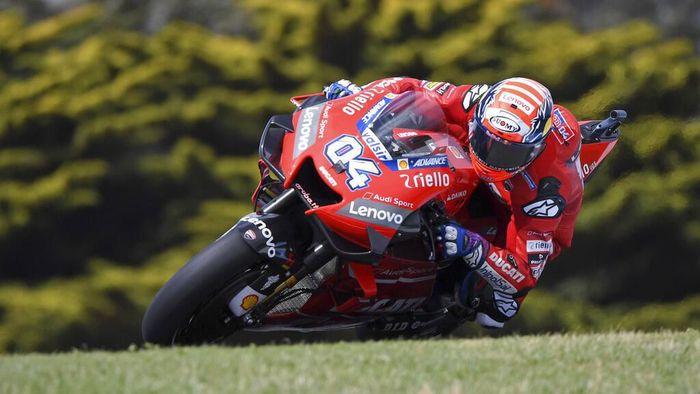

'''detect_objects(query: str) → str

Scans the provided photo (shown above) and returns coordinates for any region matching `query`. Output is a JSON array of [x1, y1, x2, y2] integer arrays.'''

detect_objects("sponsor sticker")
[[489, 111, 522, 133], [396, 130, 418, 138], [293, 183, 319, 209], [526, 239, 553, 253], [318, 101, 333, 139], [243, 229, 256, 240], [462, 84, 489, 112], [436, 83, 453, 96], [356, 96, 393, 132], [498, 92, 534, 115], [338, 198, 412, 229], [476, 263, 517, 294], [446, 190, 467, 201], [362, 192, 414, 209], [342, 90, 377, 116], [552, 108, 573, 144], [293, 105, 322, 158], [241, 215, 278, 259], [522, 198, 564, 218], [399, 171, 451, 189], [528, 253, 548, 280], [386, 155, 450, 171], [318, 165, 338, 186], [423, 81, 452, 96], [493, 291, 519, 318], [361, 128, 392, 161], [488, 252, 526, 283], [241, 294, 259, 310], [228, 286, 266, 316]]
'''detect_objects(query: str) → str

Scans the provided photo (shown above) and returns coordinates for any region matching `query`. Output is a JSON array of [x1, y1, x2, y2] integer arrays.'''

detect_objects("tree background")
[[0, 0, 698, 352]]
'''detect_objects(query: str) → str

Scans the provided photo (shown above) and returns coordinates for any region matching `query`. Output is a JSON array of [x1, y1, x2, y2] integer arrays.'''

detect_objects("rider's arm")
[[466, 175, 582, 328], [490, 187, 583, 294], [385, 77, 490, 130], [328, 76, 488, 140], [472, 109, 584, 326]]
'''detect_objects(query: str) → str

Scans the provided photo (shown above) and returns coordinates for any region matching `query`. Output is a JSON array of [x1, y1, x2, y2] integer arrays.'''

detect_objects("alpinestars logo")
[[493, 292, 519, 318], [522, 199, 563, 218], [462, 84, 489, 112], [522, 177, 566, 218], [463, 241, 484, 269]]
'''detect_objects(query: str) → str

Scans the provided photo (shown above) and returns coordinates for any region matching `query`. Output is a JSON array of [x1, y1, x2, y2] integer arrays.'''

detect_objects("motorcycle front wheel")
[[141, 229, 263, 345]]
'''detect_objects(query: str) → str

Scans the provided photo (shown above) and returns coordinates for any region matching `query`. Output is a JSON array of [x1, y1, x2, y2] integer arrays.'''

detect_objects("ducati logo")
[[243, 229, 256, 240]]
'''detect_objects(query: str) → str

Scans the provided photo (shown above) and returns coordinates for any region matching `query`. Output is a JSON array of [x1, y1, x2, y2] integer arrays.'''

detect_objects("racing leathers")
[[328, 77, 584, 328]]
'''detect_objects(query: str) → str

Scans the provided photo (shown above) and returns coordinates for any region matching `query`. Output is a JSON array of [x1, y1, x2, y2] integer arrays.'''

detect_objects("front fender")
[[226, 212, 308, 264]]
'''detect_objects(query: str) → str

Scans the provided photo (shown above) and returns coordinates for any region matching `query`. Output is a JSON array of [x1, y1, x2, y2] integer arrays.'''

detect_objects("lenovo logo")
[[338, 199, 411, 229]]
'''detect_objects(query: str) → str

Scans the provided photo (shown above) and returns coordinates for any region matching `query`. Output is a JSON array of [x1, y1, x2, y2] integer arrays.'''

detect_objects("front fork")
[[224, 188, 335, 326]]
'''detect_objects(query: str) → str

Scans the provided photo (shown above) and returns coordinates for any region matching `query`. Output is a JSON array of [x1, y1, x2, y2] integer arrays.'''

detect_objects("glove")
[[323, 79, 362, 100], [435, 222, 486, 269]]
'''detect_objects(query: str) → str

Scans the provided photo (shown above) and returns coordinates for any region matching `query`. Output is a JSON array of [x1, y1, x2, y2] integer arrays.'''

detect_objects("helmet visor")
[[469, 122, 545, 171]]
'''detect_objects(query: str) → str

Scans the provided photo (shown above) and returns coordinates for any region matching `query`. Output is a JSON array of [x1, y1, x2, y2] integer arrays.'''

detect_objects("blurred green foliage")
[[0, 0, 698, 351]]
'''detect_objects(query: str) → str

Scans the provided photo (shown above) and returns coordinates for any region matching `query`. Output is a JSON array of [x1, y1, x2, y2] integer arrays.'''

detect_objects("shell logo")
[[398, 159, 409, 170], [240, 294, 259, 310]]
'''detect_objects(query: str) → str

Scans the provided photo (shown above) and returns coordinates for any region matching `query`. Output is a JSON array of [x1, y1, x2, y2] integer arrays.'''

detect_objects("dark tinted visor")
[[469, 122, 545, 171]]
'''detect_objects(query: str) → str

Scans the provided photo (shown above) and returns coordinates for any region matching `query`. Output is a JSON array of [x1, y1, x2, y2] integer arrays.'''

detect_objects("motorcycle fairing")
[[278, 91, 480, 248]]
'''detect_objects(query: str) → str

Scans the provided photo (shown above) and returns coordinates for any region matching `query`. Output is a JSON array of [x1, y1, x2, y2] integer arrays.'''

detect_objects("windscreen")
[[366, 91, 448, 159]]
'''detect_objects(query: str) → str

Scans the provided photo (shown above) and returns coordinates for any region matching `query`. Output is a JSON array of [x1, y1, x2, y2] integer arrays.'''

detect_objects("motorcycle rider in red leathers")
[[324, 77, 584, 328]]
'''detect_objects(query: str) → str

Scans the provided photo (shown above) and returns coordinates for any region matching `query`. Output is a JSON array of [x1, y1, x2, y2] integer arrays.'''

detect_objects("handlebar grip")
[[589, 109, 627, 140], [609, 110, 627, 121]]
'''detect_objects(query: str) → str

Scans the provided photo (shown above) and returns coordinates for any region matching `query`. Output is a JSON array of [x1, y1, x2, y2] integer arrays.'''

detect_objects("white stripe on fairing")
[[511, 77, 549, 97], [504, 85, 543, 106], [375, 275, 435, 284]]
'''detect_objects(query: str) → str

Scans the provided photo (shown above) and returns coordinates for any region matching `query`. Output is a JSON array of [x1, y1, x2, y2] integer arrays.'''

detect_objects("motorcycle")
[[142, 81, 626, 344]]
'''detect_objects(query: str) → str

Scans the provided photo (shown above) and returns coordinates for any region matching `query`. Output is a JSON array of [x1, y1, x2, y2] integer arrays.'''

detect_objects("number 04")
[[324, 135, 381, 190]]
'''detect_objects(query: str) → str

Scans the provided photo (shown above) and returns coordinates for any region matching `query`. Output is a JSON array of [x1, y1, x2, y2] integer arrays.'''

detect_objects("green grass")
[[1, 331, 698, 394]]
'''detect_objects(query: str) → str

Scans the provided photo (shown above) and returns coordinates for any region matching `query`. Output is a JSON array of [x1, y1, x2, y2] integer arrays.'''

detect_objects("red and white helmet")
[[468, 77, 553, 182]]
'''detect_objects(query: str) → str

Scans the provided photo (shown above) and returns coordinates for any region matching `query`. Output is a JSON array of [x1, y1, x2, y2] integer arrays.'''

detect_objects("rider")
[[323, 77, 583, 328]]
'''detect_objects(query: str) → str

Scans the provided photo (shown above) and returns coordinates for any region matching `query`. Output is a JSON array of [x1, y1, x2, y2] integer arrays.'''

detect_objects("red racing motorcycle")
[[142, 84, 626, 345]]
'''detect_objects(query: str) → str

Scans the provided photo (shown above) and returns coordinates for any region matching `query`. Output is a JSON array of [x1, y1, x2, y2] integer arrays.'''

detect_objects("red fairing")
[[268, 77, 485, 318], [279, 77, 480, 247]]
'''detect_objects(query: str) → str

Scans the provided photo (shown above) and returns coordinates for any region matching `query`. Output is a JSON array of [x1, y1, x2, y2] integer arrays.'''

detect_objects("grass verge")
[[1, 330, 698, 393]]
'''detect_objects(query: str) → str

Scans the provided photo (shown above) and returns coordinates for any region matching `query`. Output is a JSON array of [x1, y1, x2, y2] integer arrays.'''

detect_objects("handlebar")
[[589, 109, 627, 140]]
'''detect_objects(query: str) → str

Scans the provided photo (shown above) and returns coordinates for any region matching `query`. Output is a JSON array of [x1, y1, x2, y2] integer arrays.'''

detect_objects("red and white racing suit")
[[371, 77, 584, 327]]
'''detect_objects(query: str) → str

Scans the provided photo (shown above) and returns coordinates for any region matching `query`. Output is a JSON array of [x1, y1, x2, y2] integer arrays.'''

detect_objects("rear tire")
[[141, 229, 263, 345]]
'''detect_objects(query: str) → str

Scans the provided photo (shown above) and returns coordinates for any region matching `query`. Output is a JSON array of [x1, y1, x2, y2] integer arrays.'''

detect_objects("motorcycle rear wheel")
[[141, 230, 262, 345]]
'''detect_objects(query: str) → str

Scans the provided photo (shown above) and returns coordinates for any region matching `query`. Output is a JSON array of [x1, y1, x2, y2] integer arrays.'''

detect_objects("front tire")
[[142, 229, 263, 345]]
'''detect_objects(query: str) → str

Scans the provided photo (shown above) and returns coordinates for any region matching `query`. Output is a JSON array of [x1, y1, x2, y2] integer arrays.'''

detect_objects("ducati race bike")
[[142, 84, 626, 345]]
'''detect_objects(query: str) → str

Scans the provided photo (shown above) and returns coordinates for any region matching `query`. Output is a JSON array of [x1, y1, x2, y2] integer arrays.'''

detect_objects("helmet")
[[468, 77, 553, 182]]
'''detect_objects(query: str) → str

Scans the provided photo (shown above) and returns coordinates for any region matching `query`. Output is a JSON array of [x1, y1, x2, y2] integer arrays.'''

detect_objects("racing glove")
[[435, 222, 487, 270], [323, 79, 362, 100]]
